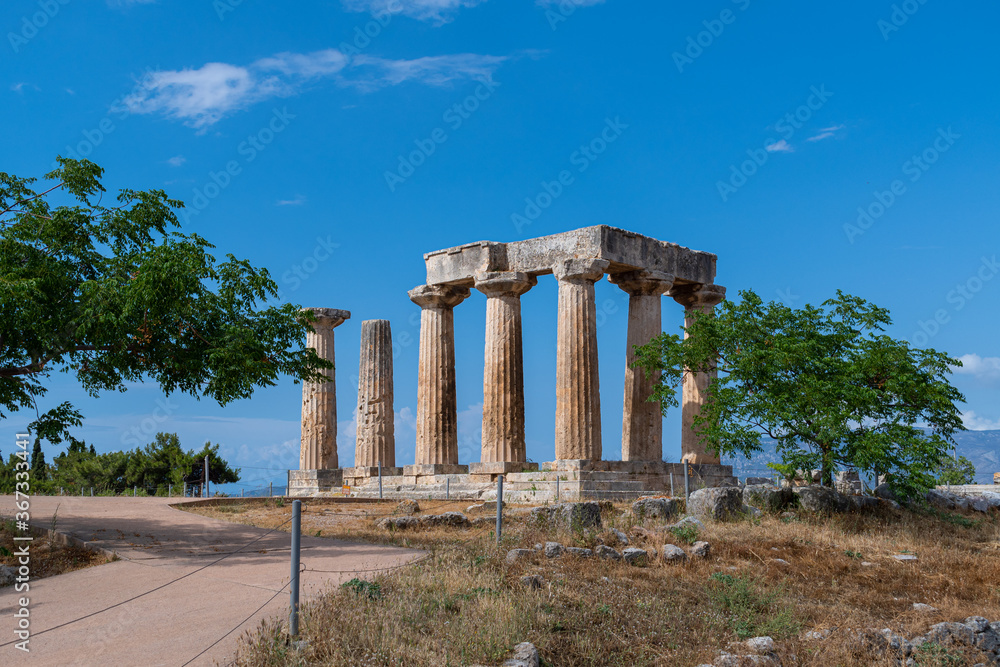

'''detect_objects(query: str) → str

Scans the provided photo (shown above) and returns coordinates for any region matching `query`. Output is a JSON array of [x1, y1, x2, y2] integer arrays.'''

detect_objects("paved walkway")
[[0, 496, 422, 666]]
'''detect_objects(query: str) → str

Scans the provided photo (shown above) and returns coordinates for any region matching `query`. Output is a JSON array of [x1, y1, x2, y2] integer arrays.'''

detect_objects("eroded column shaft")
[[476, 272, 535, 463], [355, 319, 395, 468], [300, 308, 349, 470], [554, 259, 609, 461]]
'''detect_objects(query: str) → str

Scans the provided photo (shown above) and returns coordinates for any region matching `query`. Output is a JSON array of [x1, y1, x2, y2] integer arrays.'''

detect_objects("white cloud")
[[343, 0, 487, 24], [765, 139, 794, 153], [806, 124, 845, 142], [166, 155, 186, 167], [11, 82, 39, 94], [953, 353, 1000, 382], [962, 410, 1000, 431], [277, 194, 307, 206], [120, 48, 506, 129]]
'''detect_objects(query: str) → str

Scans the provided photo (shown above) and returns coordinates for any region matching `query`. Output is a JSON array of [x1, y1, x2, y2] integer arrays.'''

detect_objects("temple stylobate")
[[290, 226, 737, 500]]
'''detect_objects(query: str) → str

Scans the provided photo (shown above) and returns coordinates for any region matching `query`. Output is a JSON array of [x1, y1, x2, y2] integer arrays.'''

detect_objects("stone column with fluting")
[[299, 308, 350, 470], [554, 258, 610, 461], [354, 319, 396, 469], [669, 283, 727, 464], [609, 270, 675, 462], [409, 284, 470, 466], [475, 271, 537, 463]]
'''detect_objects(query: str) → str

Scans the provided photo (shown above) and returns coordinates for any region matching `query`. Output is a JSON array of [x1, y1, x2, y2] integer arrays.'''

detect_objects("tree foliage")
[[0, 158, 331, 443], [0, 432, 238, 495], [936, 454, 976, 486], [635, 290, 966, 498]]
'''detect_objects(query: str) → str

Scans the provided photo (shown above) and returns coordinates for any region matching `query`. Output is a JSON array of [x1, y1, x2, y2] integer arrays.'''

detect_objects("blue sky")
[[4, 0, 1000, 490]]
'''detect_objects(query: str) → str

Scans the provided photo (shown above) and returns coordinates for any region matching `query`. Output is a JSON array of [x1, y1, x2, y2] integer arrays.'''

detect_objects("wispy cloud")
[[806, 124, 845, 142], [166, 155, 186, 167], [953, 353, 1000, 382], [962, 410, 1000, 431], [119, 48, 508, 129], [343, 0, 487, 24], [11, 82, 39, 94], [766, 139, 794, 153], [277, 194, 306, 206]]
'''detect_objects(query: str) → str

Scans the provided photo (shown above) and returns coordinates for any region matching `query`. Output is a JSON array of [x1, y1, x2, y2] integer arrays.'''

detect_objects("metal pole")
[[204, 455, 210, 498], [496, 475, 503, 543], [183, 482, 187, 497], [168, 484, 172, 498], [684, 461, 690, 502], [556, 476, 560, 502], [241, 488, 244, 498], [670, 472, 674, 498], [378, 460, 383, 500], [269, 482, 273, 498], [446, 477, 450, 500], [133, 485, 137, 497], [290, 500, 301, 636], [90, 487, 93, 497]]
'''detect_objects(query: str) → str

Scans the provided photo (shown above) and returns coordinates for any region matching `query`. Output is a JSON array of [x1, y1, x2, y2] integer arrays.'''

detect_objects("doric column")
[[299, 308, 350, 470], [355, 320, 396, 468], [475, 271, 536, 463], [669, 283, 727, 464], [409, 284, 470, 465], [554, 258, 610, 461], [609, 270, 675, 461]]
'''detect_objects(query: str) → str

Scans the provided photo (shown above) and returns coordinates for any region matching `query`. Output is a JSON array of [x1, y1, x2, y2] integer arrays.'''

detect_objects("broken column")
[[352, 319, 401, 475], [475, 271, 536, 465], [554, 258, 609, 462], [669, 283, 727, 465], [610, 270, 674, 462], [406, 284, 470, 475]]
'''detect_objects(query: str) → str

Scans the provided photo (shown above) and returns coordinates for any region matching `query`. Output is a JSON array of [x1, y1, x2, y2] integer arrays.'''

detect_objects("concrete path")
[[0, 496, 422, 667]]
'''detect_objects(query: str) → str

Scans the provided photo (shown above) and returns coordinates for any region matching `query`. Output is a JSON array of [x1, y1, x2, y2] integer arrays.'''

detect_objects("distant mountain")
[[723, 430, 1000, 485]]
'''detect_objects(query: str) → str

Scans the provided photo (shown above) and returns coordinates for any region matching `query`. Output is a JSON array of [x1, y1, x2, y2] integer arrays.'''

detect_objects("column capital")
[[474, 271, 536, 298], [609, 270, 675, 296], [669, 283, 726, 309], [409, 284, 471, 310], [301, 307, 351, 329], [552, 258, 610, 283]]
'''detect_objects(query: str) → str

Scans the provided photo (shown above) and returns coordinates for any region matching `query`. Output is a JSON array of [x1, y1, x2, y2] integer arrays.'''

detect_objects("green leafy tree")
[[936, 454, 976, 486], [29, 438, 45, 480], [0, 158, 331, 447], [635, 290, 966, 498]]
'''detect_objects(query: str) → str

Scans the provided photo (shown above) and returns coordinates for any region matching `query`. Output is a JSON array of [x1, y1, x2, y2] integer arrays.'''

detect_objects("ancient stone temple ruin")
[[289, 226, 736, 500]]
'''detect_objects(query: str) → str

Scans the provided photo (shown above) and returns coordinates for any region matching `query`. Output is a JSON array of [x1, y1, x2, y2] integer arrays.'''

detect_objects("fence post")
[[183, 482, 187, 497], [684, 461, 690, 502], [496, 475, 503, 543], [378, 460, 383, 500], [446, 477, 450, 500], [290, 499, 302, 636], [90, 487, 93, 497], [168, 484, 172, 498], [204, 455, 210, 498], [269, 482, 273, 498], [670, 471, 675, 498], [133, 485, 137, 497], [556, 476, 560, 502]]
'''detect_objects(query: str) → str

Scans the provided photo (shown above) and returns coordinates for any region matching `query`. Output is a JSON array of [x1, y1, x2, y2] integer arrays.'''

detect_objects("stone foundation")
[[289, 469, 344, 496], [293, 462, 737, 502]]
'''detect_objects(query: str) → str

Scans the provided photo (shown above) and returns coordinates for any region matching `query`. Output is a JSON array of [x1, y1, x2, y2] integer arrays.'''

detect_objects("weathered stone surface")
[[520, 575, 545, 590], [745, 636, 776, 654], [476, 272, 535, 464], [873, 482, 896, 501], [668, 516, 706, 531], [554, 258, 609, 461], [396, 499, 420, 515], [913, 603, 938, 613], [964, 616, 990, 633], [669, 283, 726, 464], [793, 486, 851, 513], [926, 489, 956, 510], [743, 485, 797, 512], [632, 496, 679, 520], [848, 495, 880, 511], [611, 528, 629, 545], [501, 641, 540, 667], [622, 547, 648, 566], [596, 545, 622, 561], [544, 542, 564, 558], [690, 541, 711, 559], [419, 512, 469, 527], [0, 564, 16, 586], [661, 544, 687, 562], [688, 487, 743, 521], [506, 549, 533, 564], [531, 502, 603, 530], [743, 505, 763, 518], [355, 320, 395, 468], [970, 497, 990, 513], [409, 285, 469, 466], [378, 516, 420, 530], [923, 621, 976, 647], [466, 501, 504, 514], [610, 270, 674, 461], [299, 308, 350, 470]]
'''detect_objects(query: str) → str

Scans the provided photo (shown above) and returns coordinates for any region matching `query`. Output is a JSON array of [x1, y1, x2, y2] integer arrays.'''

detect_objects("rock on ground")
[[377, 516, 421, 530], [596, 545, 622, 561], [419, 512, 469, 527], [531, 502, 602, 530], [543, 542, 563, 559], [688, 487, 743, 521], [520, 575, 544, 590], [792, 486, 851, 513], [395, 499, 420, 514], [690, 541, 711, 559], [501, 642, 540, 667], [742, 485, 797, 513], [661, 544, 687, 562], [565, 547, 593, 558], [622, 547, 648, 566], [632, 496, 679, 521], [505, 549, 533, 565]]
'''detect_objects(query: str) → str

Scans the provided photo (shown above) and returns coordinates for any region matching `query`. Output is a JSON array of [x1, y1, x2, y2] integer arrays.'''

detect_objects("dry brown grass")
[[182, 499, 1000, 666], [0, 518, 113, 582]]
